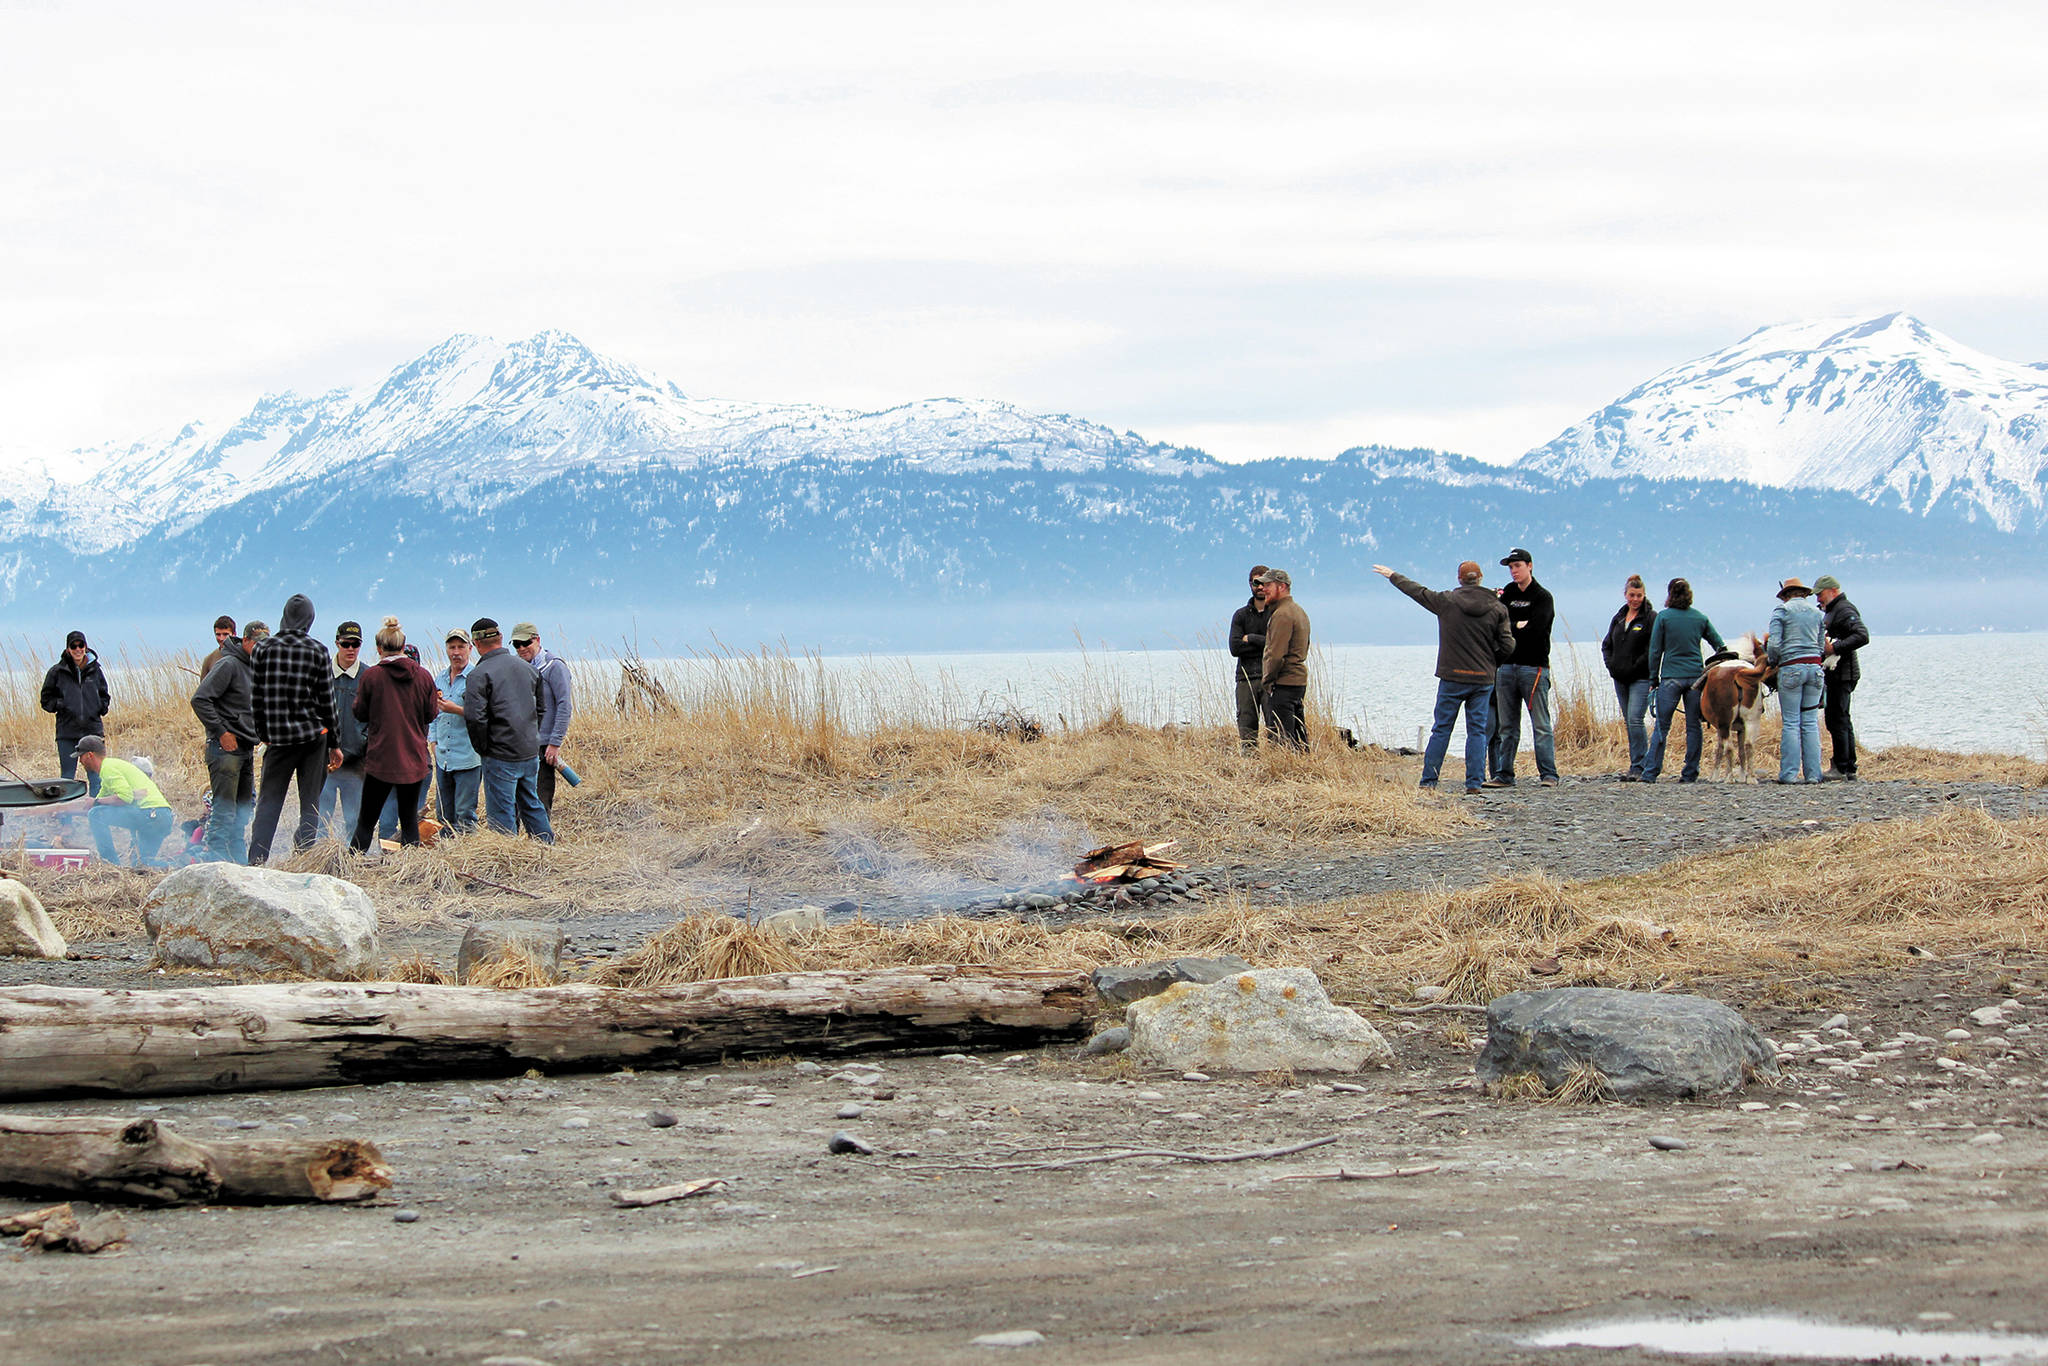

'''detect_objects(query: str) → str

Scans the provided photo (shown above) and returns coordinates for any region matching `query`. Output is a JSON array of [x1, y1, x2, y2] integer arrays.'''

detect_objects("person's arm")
[[1261, 609, 1293, 688], [464, 666, 491, 754], [38, 667, 59, 716], [353, 673, 373, 724], [543, 660, 573, 748], [1530, 587, 1556, 648], [249, 648, 270, 744], [1380, 568, 1446, 614], [1228, 606, 1258, 661], [1829, 604, 1869, 656], [1704, 617, 1726, 654], [1493, 607, 1516, 664], [192, 664, 227, 742], [1646, 616, 1666, 684], [94, 670, 110, 719]]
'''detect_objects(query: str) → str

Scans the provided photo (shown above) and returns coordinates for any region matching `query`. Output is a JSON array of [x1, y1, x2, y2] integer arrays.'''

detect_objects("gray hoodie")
[[191, 638, 257, 745]]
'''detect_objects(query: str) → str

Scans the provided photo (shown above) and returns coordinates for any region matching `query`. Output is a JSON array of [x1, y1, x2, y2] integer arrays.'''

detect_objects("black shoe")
[[1820, 770, 1857, 783]]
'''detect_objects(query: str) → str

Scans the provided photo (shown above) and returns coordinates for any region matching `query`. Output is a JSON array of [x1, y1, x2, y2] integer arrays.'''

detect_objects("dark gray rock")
[[1475, 988, 1780, 1100], [1648, 1135, 1688, 1151], [1091, 956, 1255, 1008], [828, 1131, 875, 1156], [1081, 1026, 1130, 1055], [646, 1110, 678, 1128]]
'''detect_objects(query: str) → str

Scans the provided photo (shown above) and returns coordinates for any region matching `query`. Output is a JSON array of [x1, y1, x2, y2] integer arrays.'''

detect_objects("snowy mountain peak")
[[1519, 314, 2048, 528]]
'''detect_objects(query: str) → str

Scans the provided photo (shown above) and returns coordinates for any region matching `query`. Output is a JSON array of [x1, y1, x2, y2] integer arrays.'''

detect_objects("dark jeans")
[[1612, 677, 1651, 777], [57, 741, 101, 797], [1643, 680, 1704, 783], [1260, 684, 1308, 750], [249, 739, 329, 865], [1234, 673, 1263, 752], [437, 764, 482, 834], [203, 738, 255, 863], [1489, 665, 1558, 782], [1824, 674, 1858, 775], [1421, 681, 1492, 789], [351, 776, 423, 852], [90, 804, 173, 866], [481, 756, 554, 842]]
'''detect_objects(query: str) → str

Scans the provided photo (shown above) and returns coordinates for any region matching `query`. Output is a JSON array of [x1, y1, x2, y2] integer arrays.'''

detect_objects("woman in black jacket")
[[40, 630, 111, 795], [1600, 575, 1656, 781]]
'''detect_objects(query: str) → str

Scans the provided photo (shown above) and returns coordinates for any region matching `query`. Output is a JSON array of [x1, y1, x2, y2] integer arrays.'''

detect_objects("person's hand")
[[327, 748, 343, 772], [219, 733, 238, 752], [1823, 639, 1835, 656], [544, 744, 560, 766], [1372, 564, 1394, 578]]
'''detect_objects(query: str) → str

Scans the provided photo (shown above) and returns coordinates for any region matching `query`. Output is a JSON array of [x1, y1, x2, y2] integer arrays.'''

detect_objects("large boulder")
[[0, 879, 66, 959], [1475, 987, 1779, 1100], [1092, 956, 1253, 1008], [1124, 968, 1394, 1074], [144, 864, 379, 978]]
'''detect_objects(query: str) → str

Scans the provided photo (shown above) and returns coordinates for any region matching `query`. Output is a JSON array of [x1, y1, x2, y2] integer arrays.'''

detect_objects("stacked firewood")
[[1071, 840, 1182, 885]]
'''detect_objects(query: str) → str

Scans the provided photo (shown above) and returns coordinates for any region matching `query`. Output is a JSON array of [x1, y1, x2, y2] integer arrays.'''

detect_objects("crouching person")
[[71, 737, 176, 867]]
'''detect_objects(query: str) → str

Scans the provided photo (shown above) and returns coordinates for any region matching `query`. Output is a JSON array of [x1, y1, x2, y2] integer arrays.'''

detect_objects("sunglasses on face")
[[338, 639, 362, 648]]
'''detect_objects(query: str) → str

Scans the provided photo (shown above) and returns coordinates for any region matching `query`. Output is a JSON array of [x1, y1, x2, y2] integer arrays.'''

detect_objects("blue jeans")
[[1644, 679, 1704, 782], [481, 757, 554, 842], [1777, 662, 1825, 782], [202, 738, 255, 863], [90, 804, 173, 867], [437, 764, 482, 834], [1489, 665, 1557, 782], [1422, 681, 1493, 789], [319, 761, 364, 842], [1612, 678, 1651, 777]]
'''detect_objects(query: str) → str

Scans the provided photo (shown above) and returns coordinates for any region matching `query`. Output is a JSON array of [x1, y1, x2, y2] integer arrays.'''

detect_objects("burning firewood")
[[1073, 840, 1182, 884]]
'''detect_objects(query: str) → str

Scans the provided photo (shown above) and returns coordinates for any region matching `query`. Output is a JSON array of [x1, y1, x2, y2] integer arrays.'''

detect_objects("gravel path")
[[1229, 773, 2048, 904]]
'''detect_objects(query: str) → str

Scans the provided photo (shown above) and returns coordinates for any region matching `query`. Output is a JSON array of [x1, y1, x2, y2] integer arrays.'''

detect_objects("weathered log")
[[0, 1115, 392, 1204], [0, 966, 1094, 1099]]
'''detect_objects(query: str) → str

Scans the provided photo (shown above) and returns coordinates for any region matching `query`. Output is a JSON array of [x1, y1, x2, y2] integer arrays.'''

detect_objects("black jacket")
[[1497, 576, 1556, 668], [1228, 595, 1271, 681], [40, 650, 110, 741], [1601, 604, 1658, 683], [191, 640, 258, 746], [1389, 574, 1516, 683], [331, 667, 368, 762], [464, 644, 544, 762], [1823, 594, 1869, 687]]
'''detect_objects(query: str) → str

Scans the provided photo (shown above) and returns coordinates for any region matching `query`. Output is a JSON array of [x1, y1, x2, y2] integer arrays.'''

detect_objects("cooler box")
[[23, 848, 93, 871]]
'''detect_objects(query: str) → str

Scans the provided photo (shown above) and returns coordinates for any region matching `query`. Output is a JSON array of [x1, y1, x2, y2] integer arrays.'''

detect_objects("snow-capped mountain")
[[3, 331, 1216, 550], [1520, 313, 2048, 529]]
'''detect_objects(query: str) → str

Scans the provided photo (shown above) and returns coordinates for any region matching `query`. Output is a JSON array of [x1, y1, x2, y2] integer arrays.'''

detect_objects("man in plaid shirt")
[[247, 593, 343, 864]]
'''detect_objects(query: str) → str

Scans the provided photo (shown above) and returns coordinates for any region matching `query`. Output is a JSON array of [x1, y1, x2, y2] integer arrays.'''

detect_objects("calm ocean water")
[[766, 633, 2035, 758]]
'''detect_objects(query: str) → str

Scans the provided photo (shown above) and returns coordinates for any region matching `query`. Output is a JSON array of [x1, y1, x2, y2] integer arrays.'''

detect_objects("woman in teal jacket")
[[1639, 578, 1725, 784]]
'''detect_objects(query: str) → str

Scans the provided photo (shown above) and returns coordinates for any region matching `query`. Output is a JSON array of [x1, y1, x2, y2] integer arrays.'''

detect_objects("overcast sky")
[[3, 1, 2044, 466]]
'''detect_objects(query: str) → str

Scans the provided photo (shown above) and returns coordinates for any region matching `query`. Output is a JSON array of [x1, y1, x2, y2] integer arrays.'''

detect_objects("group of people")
[[39, 596, 576, 868], [1227, 550, 1868, 792]]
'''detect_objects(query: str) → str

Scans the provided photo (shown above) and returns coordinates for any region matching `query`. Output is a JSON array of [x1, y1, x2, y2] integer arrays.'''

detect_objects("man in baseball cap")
[[69, 736, 177, 867], [1813, 574, 1868, 781], [1486, 548, 1559, 788]]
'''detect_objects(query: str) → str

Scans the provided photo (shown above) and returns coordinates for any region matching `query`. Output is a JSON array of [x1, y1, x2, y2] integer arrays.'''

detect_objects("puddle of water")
[[1523, 1314, 2048, 1364]]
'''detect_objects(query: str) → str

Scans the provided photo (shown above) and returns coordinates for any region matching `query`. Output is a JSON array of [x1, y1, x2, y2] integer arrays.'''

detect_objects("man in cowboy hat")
[[1764, 577, 1827, 784]]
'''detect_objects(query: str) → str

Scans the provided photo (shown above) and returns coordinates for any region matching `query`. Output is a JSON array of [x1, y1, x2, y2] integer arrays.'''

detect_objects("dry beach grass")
[[2, 639, 2043, 1002]]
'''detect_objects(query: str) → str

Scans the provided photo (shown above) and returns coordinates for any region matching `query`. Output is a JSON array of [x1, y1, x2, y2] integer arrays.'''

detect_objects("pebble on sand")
[[1648, 1135, 1687, 1151], [971, 1330, 1047, 1348]]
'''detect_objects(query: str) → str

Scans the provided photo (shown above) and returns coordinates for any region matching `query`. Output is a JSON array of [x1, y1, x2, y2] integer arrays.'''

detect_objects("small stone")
[[1413, 985, 1447, 1001], [1970, 1131, 2005, 1146], [828, 1131, 874, 1155], [1182, 1072, 1210, 1082], [1647, 1135, 1687, 1151], [971, 1330, 1046, 1349], [1969, 1006, 2009, 1027], [646, 1110, 678, 1128], [1082, 1027, 1130, 1056], [561, 1116, 591, 1129], [1820, 1013, 1849, 1031], [1737, 1101, 1769, 1111], [794, 1061, 822, 1074], [1944, 1029, 1973, 1041], [392, 1209, 421, 1223], [836, 1104, 864, 1120]]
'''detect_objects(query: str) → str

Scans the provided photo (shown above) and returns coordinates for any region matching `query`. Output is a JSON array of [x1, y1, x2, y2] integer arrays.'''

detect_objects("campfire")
[[1070, 840, 1183, 885]]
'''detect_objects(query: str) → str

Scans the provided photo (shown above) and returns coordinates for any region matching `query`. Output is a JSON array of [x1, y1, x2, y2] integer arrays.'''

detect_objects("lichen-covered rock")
[[0, 879, 66, 959], [1475, 987, 1779, 1100], [457, 919, 566, 981], [1124, 967, 1394, 1073], [144, 864, 378, 978]]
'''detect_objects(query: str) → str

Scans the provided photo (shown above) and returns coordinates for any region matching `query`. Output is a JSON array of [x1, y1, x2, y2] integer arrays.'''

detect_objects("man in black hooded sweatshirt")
[[247, 594, 342, 865], [1227, 564, 1273, 753]]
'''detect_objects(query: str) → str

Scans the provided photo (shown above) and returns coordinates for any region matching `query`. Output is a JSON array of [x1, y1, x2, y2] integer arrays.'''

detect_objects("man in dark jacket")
[[463, 618, 554, 842], [247, 594, 342, 865], [41, 629, 111, 796], [1487, 547, 1560, 788], [319, 621, 369, 839], [1815, 574, 1869, 782], [1228, 564, 1273, 753], [190, 621, 267, 863], [1376, 561, 1515, 793]]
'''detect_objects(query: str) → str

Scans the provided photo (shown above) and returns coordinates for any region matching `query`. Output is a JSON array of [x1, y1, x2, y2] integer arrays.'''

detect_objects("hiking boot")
[[1538, 777, 1559, 788], [1481, 777, 1515, 788]]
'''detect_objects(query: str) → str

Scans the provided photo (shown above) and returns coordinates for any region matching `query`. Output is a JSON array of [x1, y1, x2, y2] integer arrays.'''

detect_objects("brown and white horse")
[[1699, 631, 1773, 782]]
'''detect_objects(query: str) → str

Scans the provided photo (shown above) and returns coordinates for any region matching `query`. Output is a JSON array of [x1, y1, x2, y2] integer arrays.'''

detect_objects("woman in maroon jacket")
[[350, 616, 439, 852]]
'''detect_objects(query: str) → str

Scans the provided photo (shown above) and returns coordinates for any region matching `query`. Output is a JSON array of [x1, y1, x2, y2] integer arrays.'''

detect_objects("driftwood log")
[[0, 1115, 391, 1204], [0, 966, 1094, 1099]]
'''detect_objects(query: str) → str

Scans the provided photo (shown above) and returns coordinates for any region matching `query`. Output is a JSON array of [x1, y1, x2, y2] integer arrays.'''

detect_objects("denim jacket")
[[1767, 597, 1826, 665]]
